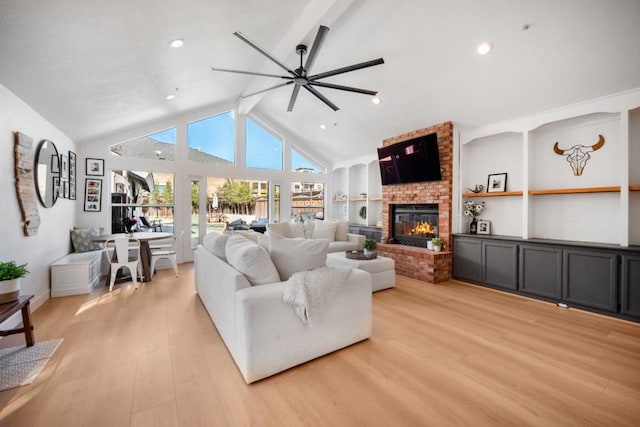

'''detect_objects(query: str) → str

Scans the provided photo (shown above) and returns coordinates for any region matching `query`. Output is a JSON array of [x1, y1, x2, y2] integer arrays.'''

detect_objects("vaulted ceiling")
[[1, 0, 639, 166]]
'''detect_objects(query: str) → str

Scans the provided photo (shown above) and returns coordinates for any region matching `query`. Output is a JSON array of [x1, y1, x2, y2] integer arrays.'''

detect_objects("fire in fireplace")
[[392, 204, 439, 248]]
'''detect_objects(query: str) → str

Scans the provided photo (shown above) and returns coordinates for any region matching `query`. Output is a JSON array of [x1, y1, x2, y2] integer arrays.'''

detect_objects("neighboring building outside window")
[[187, 112, 236, 165], [110, 128, 176, 160]]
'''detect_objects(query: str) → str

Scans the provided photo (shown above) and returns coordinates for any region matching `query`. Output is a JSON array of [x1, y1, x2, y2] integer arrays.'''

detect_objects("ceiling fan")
[[211, 25, 384, 112]]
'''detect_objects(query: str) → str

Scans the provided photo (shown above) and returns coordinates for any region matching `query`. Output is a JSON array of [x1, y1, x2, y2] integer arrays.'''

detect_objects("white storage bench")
[[51, 251, 103, 297]]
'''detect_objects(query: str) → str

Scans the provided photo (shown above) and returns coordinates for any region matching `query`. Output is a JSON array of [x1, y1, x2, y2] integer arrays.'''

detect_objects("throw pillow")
[[303, 219, 315, 239], [202, 232, 229, 261], [70, 228, 102, 253], [269, 233, 330, 280], [288, 221, 306, 238], [335, 220, 349, 242], [311, 220, 337, 241], [266, 222, 292, 238], [225, 235, 280, 286]]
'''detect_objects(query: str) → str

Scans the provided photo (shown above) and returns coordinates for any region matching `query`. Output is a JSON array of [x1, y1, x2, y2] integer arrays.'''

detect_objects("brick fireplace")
[[377, 121, 453, 283]]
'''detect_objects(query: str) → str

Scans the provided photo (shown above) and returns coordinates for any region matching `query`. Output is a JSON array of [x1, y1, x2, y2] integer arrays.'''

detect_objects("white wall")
[[0, 83, 76, 318]]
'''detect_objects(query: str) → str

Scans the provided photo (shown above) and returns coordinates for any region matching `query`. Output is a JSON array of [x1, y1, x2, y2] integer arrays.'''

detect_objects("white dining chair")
[[103, 237, 141, 292], [150, 230, 184, 277]]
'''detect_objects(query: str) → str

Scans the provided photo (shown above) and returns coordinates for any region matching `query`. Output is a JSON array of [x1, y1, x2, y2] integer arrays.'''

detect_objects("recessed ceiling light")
[[320, 124, 327, 130], [165, 94, 176, 100], [170, 39, 184, 48], [372, 97, 381, 105], [477, 42, 492, 55]]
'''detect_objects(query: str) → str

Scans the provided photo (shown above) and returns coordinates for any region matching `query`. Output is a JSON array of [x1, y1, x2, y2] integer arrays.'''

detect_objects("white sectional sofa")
[[266, 219, 365, 253], [195, 232, 372, 383]]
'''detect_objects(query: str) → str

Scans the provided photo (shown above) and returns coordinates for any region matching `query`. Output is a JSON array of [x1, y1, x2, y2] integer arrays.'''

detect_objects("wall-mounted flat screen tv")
[[377, 133, 441, 185]]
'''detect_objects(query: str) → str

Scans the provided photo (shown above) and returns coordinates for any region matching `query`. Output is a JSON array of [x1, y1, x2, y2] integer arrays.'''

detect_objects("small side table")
[[0, 294, 35, 346]]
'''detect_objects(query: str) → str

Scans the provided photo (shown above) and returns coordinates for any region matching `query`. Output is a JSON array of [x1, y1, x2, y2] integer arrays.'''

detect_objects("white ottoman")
[[326, 252, 396, 292]]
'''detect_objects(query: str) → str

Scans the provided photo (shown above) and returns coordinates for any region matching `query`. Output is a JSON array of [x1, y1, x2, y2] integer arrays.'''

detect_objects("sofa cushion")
[[269, 234, 330, 280], [70, 227, 102, 253], [267, 222, 292, 238], [225, 235, 280, 286], [203, 232, 229, 261], [312, 220, 337, 241], [334, 220, 349, 242]]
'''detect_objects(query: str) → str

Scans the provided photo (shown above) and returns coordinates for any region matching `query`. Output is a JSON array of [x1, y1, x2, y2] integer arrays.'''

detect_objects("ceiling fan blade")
[[234, 31, 297, 77], [211, 67, 292, 80], [241, 81, 294, 98], [310, 81, 378, 96], [287, 85, 301, 112], [304, 25, 329, 73], [309, 58, 385, 81], [303, 85, 339, 111]]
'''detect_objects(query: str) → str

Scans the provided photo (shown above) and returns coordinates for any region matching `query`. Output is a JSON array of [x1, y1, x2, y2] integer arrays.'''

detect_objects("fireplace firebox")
[[391, 204, 439, 248]]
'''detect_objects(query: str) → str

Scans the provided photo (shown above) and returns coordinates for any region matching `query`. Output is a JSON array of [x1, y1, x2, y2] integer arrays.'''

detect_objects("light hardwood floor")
[[1, 264, 639, 426]]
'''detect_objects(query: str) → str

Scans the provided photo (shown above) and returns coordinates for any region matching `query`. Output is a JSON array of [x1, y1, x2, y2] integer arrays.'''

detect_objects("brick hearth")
[[378, 121, 453, 283]]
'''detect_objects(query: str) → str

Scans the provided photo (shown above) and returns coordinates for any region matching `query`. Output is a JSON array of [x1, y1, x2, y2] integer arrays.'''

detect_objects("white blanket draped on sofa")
[[283, 266, 352, 326]]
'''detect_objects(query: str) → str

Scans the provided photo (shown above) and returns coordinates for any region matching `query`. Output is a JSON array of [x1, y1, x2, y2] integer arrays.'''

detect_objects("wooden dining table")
[[93, 232, 173, 282]]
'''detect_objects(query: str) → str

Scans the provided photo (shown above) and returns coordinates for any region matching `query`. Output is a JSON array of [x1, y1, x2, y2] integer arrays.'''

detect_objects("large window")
[[246, 117, 283, 170], [110, 128, 176, 161], [291, 148, 323, 174], [207, 177, 269, 229], [111, 170, 175, 234], [187, 112, 235, 164], [291, 181, 324, 221]]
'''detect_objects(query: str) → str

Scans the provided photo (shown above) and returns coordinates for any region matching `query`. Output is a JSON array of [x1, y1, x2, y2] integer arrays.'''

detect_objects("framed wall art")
[[84, 178, 102, 212], [86, 158, 104, 176], [68, 150, 77, 200], [60, 154, 69, 181], [477, 220, 491, 235], [487, 172, 507, 193]]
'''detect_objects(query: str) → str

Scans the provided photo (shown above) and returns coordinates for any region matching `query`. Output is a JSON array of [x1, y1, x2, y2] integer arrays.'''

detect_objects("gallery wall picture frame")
[[86, 158, 104, 176], [63, 181, 70, 199], [487, 172, 508, 193], [60, 154, 69, 181], [68, 150, 77, 200], [84, 178, 102, 212], [477, 220, 491, 235]]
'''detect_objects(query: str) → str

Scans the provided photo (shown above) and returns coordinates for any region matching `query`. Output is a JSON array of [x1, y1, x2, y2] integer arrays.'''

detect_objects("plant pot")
[[433, 245, 442, 252], [363, 249, 377, 257], [0, 278, 21, 304]]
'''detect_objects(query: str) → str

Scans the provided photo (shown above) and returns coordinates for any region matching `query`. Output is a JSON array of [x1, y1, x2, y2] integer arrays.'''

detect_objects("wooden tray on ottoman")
[[345, 250, 377, 260]]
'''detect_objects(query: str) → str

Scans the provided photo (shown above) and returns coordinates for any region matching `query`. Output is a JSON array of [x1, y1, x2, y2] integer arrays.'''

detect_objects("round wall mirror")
[[34, 139, 60, 208]]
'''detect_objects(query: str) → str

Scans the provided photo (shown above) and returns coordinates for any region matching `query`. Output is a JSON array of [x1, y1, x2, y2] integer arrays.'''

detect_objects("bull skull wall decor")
[[553, 134, 605, 176]]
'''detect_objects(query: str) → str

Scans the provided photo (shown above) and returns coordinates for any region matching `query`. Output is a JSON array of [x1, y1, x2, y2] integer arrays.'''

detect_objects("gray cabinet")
[[482, 240, 518, 290], [453, 237, 482, 282], [519, 244, 562, 299], [621, 255, 640, 317], [563, 249, 618, 312], [348, 225, 382, 242], [453, 234, 640, 322]]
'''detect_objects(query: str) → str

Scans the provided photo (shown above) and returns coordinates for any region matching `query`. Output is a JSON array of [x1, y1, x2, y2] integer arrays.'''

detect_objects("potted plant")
[[0, 261, 28, 304], [431, 237, 444, 252], [363, 238, 377, 256]]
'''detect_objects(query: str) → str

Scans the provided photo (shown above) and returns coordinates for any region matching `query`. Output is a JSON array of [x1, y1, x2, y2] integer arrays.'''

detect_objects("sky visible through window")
[[186, 111, 236, 162], [246, 117, 282, 170], [148, 113, 322, 172]]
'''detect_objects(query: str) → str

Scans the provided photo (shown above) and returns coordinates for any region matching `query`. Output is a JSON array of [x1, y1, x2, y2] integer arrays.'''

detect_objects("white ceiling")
[[1, 0, 640, 166]]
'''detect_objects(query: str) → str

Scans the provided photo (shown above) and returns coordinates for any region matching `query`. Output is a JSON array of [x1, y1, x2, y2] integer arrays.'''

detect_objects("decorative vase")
[[0, 278, 21, 304], [470, 218, 478, 234]]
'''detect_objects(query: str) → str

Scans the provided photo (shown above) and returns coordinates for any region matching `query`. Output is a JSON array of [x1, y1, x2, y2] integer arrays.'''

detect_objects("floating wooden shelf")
[[463, 191, 523, 198], [333, 199, 348, 203], [350, 197, 367, 202], [369, 197, 383, 201], [528, 186, 620, 195], [630, 185, 640, 192]]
